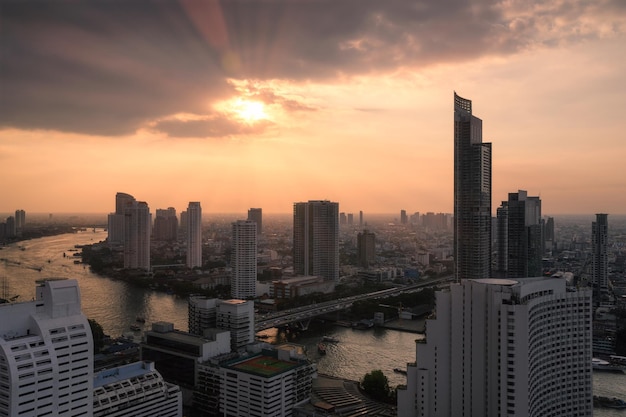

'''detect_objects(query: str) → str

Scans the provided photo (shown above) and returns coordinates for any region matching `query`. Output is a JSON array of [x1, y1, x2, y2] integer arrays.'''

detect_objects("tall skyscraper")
[[124, 200, 151, 270], [108, 192, 135, 245], [293, 200, 339, 282], [357, 229, 376, 268], [186, 202, 202, 268], [0, 279, 94, 416], [400, 210, 408, 225], [230, 220, 257, 299], [154, 207, 178, 241], [14, 209, 25, 235], [496, 190, 543, 278], [397, 277, 593, 417], [453, 92, 492, 281], [592, 213, 609, 301], [247, 208, 262, 236], [359, 210, 363, 227]]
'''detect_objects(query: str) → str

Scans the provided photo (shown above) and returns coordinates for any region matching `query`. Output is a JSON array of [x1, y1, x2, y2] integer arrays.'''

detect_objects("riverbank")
[[381, 318, 426, 334]]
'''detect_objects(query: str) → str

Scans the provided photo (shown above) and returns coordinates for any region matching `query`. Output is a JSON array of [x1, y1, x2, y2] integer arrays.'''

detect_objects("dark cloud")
[[1, 0, 623, 136], [153, 114, 273, 138]]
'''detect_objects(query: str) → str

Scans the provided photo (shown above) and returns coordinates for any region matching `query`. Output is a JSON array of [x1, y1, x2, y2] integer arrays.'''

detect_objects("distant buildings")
[[357, 229, 376, 268], [592, 213, 609, 301], [14, 209, 25, 236], [247, 207, 263, 235], [124, 200, 151, 270], [186, 202, 202, 268], [0, 279, 94, 416], [496, 190, 543, 278], [231, 219, 257, 299], [108, 192, 134, 245], [154, 207, 178, 241], [397, 277, 593, 417], [453, 92, 492, 281], [293, 200, 339, 282], [400, 210, 408, 225]]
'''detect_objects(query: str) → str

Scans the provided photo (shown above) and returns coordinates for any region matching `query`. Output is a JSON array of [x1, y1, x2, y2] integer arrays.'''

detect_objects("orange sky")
[[2, 1, 626, 215]]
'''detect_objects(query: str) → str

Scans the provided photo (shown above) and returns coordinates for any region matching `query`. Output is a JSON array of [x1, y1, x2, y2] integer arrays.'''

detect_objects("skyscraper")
[[357, 229, 376, 268], [592, 213, 609, 301], [186, 202, 202, 268], [400, 210, 408, 225], [453, 92, 492, 281], [230, 220, 257, 299], [108, 192, 135, 245], [0, 279, 94, 416], [14, 209, 25, 235], [247, 208, 262, 236], [496, 190, 543, 278], [124, 200, 151, 270], [154, 207, 178, 241], [293, 200, 339, 282], [397, 277, 593, 417]]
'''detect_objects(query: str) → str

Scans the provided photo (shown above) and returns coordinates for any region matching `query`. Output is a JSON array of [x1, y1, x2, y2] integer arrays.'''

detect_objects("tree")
[[88, 318, 106, 353], [361, 369, 391, 402]]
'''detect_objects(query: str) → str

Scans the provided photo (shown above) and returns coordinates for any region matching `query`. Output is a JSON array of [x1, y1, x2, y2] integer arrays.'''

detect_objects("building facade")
[[397, 277, 593, 417], [453, 93, 492, 281], [0, 279, 94, 416], [592, 213, 609, 301], [154, 207, 178, 241], [247, 208, 263, 236], [108, 192, 135, 245], [357, 229, 376, 268], [124, 200, 151, 270], [93, 361, 182, 417], [186, 202, 202, 269], [293, 200, 339, 282], [231, 220, 257, 299]]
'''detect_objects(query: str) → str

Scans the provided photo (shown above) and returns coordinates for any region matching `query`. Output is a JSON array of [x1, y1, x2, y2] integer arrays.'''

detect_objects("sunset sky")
[[2, 0, 626, 216]]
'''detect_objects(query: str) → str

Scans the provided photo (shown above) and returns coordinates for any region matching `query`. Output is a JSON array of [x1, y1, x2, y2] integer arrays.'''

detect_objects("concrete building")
[[592, 213, 609, 301], [93, 361, 182, 417], [186, 202, 202, 269], [124, 200, 151, 270], [231, 220, 257, 299], [154, 207, 178, 241], [270, 276, 335, 299], [216, 299, 255, 352], [108, 192, 135, 245], [0, 279, 94, 416], [397, 277, 593, 417], [400, 210, 408, 225], [188, 296, 218, 336], [357, 229, 376, 268], [453, 92, 492, 281], [14, 209, 25, 236], [247, 208, 263, 236], [293, 200, 339, 282]]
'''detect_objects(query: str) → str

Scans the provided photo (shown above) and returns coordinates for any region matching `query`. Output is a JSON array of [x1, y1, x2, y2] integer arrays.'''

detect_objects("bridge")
[[255, 276, 453, 331]]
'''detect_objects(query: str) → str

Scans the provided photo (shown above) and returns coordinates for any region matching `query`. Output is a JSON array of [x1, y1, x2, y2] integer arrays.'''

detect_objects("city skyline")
[[2, 2, 626, 215]]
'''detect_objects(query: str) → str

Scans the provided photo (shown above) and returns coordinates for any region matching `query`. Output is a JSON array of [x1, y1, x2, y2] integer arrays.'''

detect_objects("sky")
[[2, 0, 626, 216]]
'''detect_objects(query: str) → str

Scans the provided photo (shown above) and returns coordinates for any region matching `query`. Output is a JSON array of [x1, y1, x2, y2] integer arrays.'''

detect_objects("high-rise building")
[[544, 216, 555, 251], [293, 200, 339, 282], [230, 220, 257, 299], [359, 210, 363, 227], [14, 209, 25, 235], [339, 212, 347, 225], [592, 213, 609, 301], [216, 299, 255, 351], [154, 207, 178, 241], [188, 296, 218, 335], [397, 277, 593, 417], [93, 361, 183, 417], [108, 192, 135, 245], [400, 210, 408, 225], [357, 229, 376, 268], [186, 202, 202, 268], [453, 92, 492, 281], [124, 200, 151, 270], [4, 216, 16, 238], [0, 279, 94, 416], [496, 190, 543, 278], [247, 208, 263, 236], [347, 213, 354, 225]]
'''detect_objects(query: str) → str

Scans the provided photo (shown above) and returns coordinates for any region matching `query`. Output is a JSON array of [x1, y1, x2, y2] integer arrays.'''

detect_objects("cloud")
[[2, 0, 624, 136], [151, 112, 273, 138]]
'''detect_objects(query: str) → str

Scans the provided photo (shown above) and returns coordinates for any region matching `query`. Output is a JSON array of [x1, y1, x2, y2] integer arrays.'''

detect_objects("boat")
[[318, 342, 327, 355], [322, 336, 340, 343], [592, 358, 626, 373], [594, 396, 626, 409], [394, 368, 408, 375], [130, 325, 141, 332], [136, 317, 146, 323]]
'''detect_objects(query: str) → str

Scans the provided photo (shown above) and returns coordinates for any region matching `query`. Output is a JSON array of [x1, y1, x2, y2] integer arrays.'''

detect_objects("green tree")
[[361, 369, 390, 401], [88, 318, 105, 353]]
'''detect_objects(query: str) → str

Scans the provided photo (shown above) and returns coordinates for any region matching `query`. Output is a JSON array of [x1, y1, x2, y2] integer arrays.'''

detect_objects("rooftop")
[[225, 353, 299, 378], [94, 361, 156, 388]]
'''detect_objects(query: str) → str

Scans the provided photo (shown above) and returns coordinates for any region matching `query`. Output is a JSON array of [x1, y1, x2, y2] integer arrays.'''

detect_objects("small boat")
[[322, 336, 340, 343], [318, 342, 327, 355], [130, 325, 141, 332], [592, 358, 625, 373], [594, 396, 626, 409], [394, 368, 408, 375]]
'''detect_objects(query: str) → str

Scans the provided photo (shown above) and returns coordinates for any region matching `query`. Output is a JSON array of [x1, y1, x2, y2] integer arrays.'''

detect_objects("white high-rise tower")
[[186, 202, 202, 268], [124, 200, 151, 270], [231, 220, 257, 299]]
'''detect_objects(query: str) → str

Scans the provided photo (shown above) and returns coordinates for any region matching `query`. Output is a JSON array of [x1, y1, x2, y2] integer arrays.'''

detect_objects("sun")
[[233, 98, 267, 123]]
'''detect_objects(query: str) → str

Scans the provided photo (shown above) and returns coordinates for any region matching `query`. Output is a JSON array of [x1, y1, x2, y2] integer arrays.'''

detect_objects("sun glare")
[[234, 98, 267, 122]]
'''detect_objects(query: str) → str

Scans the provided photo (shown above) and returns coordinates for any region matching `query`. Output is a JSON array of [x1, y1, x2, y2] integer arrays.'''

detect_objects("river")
[[1, 231, 624, 415]]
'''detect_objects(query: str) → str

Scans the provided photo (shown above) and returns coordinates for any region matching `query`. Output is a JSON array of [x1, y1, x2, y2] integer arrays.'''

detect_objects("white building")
[[188, 296, 217, 336], [0, 279, 94, 416], [186, 202, 202, 268], [124, 200, 151, 270], [216, 299, 255, 352], [231, 220, 257, 299], [93, 361, 182, 417], [108, 192, 135, 245], [397, 277, 593, 417]]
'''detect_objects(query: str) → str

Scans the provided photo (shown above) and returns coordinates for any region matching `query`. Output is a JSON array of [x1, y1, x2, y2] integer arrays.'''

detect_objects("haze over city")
[[2, 1, 626, 214]]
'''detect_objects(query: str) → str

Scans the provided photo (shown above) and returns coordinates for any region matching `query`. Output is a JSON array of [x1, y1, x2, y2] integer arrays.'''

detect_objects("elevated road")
[[255, 275, 453, 331]]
